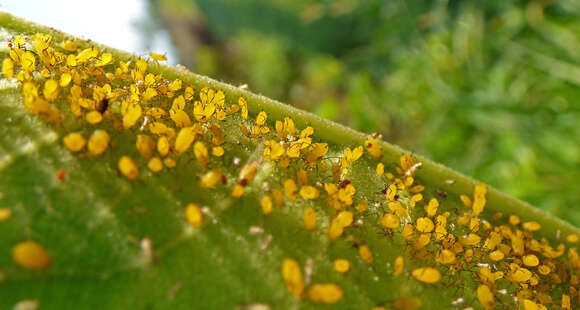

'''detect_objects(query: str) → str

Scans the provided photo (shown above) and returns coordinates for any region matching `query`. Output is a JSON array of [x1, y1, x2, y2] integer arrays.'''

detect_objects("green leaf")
[[0, 12, 578, 310]]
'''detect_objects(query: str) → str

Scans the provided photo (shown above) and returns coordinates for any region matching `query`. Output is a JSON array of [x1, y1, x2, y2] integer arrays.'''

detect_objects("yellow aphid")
[[2, 58, 14, 78], [200, 169, 223, 188], [149, 52, 167, 61], [238, 162, 258, 186], [436, 249, 456, 265], [63, 132, 86, 152], [489, 250, 504, 261], [157, 136, 169, 157], [21, 51, 36, 72], [416, 217, 434, 233], [256, 111, 267, 126], [376, 162, 384, 176], [163, 157, 177, 168], [411, 267, 441, 284], [380, 213, 400, 229], [170, 108, 192, 127], [401, 224, 414, 240], [358, 245, 374, 265], [271, 189, 284, 206], [508, 215, 520, 226], [142, 87, 158, 101], [238, 97, 248, 120], [43, 79, 59, 102], [472, 183, 487, 216], [118, 156, 139, 180], [523, 254, 539, 267], [459, 195, 472, 208], [174, 126, 197, 154], [365, 138, 382, 158], [185, 203, 203, 227], [394, 256, 404, 276], [282, 258, 304, 298], [136, 134, 156, 159], [147, 157, 163, 172], [333, 259, 350, 273], [477, 284, 495, 310], [261, 195, 273, 215], [522, 221, 541, 231], [95, 52, 113, 67], [335, 211, 353, 227], [212, 146, 225, 157], [123, 103, 142, 129], [566, 234, 579, 243], [184, 86, 194, 101], [59, 72, 72, 87], [87, 130, 110, 156], [61, 40, 77, 51], [327, 221, 345, 240], [194, 87, 223, 122], [562, 294, 571, 310], [12, 241, 52, 270], [231, 184, 245, 198], [307, 283, 343, 304], [425, 198, 438, 217], [304, 207, 317, 231], [521, 299, 538, 310], [386, 184, 397, 201], [85, 111, 103, 124], [507, 266, 532, 282], [399, 154, 414, 170], [0, 208, 12, 221], [459, 233, 481, 246], [299, 185, 319, 200], [194, 141, 209, 166]]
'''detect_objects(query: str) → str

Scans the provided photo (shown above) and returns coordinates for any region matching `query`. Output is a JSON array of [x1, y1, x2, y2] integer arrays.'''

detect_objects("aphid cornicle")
[[96, 98, 109, 114]]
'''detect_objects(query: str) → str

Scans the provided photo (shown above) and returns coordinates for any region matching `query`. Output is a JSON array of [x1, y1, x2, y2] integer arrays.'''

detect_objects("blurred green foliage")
[[150, 0, 580, 225]]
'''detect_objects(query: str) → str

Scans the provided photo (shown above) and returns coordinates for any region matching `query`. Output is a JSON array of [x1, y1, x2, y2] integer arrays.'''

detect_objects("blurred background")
[[2, 0, 580, 225]]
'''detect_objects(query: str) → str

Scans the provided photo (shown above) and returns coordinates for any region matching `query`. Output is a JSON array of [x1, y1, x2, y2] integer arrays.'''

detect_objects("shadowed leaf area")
[[0, 11, 579, 310]]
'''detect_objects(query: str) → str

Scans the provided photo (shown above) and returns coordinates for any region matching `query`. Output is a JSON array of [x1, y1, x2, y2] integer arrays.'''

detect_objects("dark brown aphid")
[[96, 98, 109, 114], [338, 179, 351, 189], [221, 174, 227, 185], [436, 188, 447, 198]]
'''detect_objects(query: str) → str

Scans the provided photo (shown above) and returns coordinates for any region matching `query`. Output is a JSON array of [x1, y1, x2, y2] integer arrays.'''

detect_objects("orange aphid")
[[282, 258, 304, 298], [185, 203, 203, 227], [261, 195, 273, 215], [12, 241, 52, 270], [365, 138, 382, 158], [200, 169, 223, 188], [63, 132, 86, 152], [88, 129, 110, 156], [394, 256, 404, 276], [118, 156, 139, 180], [476, 284, 495, 310], [307, 283, 343, 304], [358, 245, 374, 265], [411, 267, 441, 284], [304, 208, 317, 231], [333, 259, 350, 273], [147, 157, 163, 172], [193, 141, 209, 166]]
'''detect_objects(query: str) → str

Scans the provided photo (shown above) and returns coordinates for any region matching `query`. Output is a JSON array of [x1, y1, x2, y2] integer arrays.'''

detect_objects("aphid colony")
[[3, 33, 580, 310]]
